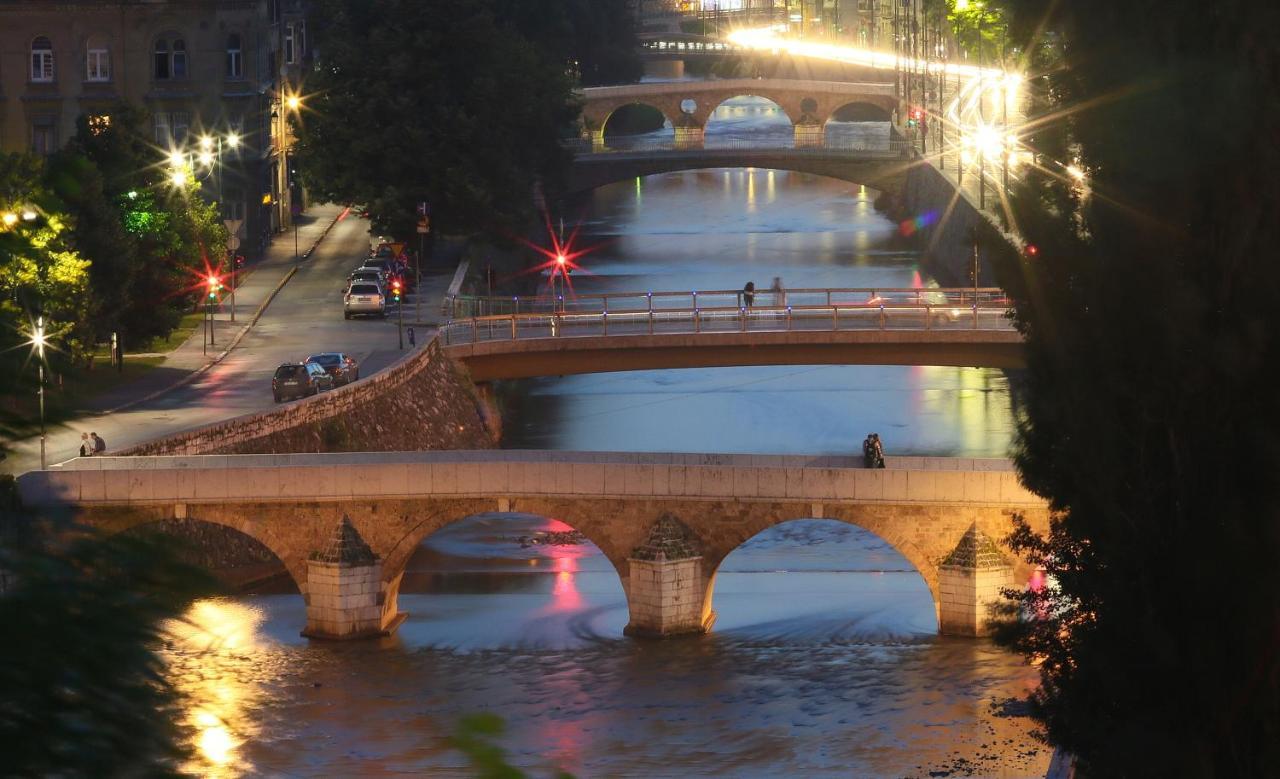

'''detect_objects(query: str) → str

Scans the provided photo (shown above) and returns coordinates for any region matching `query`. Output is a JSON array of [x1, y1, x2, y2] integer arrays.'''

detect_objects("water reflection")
[[165, 599, 266, 777]]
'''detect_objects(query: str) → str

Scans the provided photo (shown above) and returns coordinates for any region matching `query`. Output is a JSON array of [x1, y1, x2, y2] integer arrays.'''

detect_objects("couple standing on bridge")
[[741, 277, 786, 308], [863, 433, 885, 469]]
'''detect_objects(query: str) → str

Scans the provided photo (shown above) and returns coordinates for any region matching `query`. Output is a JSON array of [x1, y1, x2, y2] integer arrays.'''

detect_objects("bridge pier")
[[673, 126, 705, 149], [623, 513, 715, 638], [937, 524, 1016, 637], [302, 516, 405, 640], [794, 123, 823, 148]]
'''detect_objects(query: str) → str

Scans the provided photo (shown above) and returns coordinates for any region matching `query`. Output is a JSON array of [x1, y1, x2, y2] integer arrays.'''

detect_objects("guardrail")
[[564, 138, 912, 157], [439, 288, 1014, 346], [445, 287, 1008, 319]]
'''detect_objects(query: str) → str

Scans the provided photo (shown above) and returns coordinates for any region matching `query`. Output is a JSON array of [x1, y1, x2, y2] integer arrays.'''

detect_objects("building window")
[[171, 112, 190, 143], [173, 39, 188, 78], [154, 112, 171, 145], [284, 23, 296, 64], [224, 189, 246, 222], [31, 36, 55, 82], [32, 122, 57, 155], [88, 115, 111, 135], [227, 34, 243, 79], [298, 22, 307, 60], [86, 36, 110, 82], [155, 37, 187, 79]]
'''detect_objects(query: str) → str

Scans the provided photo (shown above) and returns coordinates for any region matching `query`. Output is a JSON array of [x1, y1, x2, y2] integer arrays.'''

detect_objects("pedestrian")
[[871, 433, 885, 469], [79, 432, 92, 458], [862, 434, 875, 468], [91, 432, 106, 455], [742, 281, 755, 308], [407, 326, 416, 347], [770, 276, 785, 307]]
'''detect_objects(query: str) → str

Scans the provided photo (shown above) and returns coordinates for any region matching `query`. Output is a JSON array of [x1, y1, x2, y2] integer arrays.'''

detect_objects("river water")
[[165, 98, 1043, 777]]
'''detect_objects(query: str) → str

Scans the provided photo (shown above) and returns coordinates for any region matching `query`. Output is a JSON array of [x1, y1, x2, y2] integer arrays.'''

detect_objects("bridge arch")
[[828, 100, 895, 124], [704, 93, 801, 129], [600, 101, 673, 140], [108, 511, 305, 593], [701, 510, 945, 627]]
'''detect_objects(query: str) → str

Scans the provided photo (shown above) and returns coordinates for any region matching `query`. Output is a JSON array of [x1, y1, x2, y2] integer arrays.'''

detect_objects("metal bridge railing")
[[440, 288, 1015, 347], [445, 287, 1009, 320], [562, 138, 913, 157]]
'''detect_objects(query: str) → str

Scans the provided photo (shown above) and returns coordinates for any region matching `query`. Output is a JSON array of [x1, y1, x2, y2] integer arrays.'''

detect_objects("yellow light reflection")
[[165, 599, 266, 777]]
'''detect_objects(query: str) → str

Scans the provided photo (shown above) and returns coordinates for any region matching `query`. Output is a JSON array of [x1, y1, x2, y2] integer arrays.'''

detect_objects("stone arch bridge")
[[579, 78, 898, 147], [20, 451, 1048, 641]]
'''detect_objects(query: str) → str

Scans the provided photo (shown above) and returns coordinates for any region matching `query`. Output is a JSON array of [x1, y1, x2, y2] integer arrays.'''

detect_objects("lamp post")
[[32, 317, 47, 470]]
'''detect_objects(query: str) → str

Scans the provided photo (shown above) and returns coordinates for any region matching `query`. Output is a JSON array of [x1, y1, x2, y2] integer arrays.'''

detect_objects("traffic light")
[[206, 274, 222, 300], [1024, 244, 1039, 258], [390, 278, 402, 303], [906, 107, 924, 128]]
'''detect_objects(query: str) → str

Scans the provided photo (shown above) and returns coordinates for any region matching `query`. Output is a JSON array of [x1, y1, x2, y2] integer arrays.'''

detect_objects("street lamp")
[[279, 90, 304, 265], [31, 318, 47, 470]]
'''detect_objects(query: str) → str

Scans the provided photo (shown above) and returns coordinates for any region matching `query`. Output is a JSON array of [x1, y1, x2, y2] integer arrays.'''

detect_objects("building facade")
[[0, 0, 309, 256]]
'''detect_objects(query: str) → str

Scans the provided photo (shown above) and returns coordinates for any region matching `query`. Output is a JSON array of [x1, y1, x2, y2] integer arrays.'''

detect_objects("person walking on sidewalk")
[[91, 432, 106, 455], [79, 432, 93, 458]]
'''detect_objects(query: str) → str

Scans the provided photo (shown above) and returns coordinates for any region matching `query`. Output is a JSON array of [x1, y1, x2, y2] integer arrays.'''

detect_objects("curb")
[[94, 209, 345, 416]]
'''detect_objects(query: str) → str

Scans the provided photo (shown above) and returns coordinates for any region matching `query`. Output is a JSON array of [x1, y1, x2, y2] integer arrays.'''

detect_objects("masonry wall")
[[120, 340, 495, 456], [938, 563, 1015, 636], [626, 557, 709, 636], [899, 163, 1020, 287]]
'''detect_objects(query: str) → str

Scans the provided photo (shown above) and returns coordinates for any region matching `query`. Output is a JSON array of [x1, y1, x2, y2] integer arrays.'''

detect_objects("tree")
[[495, 0, 642, 87], [993, 0, 1280, 774], [65, 106, 227, 347], [296, 0, 579, 240], [0, 152, 93, 367], [0, 495, 217, 775]]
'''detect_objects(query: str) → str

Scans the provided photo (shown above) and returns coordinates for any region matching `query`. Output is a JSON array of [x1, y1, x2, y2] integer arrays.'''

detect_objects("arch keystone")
[[623, 513, 715, 638], [938, 523, 1015, 637], [302, 515, 406, 640]]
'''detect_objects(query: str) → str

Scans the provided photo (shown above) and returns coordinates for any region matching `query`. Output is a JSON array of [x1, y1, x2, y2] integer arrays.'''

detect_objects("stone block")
[[624, 465, 654, 496]]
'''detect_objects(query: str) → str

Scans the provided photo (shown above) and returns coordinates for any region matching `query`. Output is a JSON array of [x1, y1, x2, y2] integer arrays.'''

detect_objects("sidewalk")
[[81, 204, 348, 414]]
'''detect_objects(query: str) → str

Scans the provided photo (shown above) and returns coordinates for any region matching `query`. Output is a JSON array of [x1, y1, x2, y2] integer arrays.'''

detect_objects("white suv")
[[344, 283, 385, 319]]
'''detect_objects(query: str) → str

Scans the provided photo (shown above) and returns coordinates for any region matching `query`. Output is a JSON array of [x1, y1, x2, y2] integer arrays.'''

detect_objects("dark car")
[[305, 352, 360, 386], [272, 362, 334, 402]]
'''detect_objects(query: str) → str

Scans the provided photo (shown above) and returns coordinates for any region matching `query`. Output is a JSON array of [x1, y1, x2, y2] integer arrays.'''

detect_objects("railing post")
[[740, 306, 746, 332], [926, 305, 932, 330], [826, 289, 832, 307], [973, 302, 979, 329], [787, 306, 792, 331], [832, 305, 838, 331], [695, 308, 700, 333], [472, 318, 478, 344], [511, 315, 517, 340], [879, 305, 886, 330], [649, 309, 654, 335], [602, 311, 608, 336]]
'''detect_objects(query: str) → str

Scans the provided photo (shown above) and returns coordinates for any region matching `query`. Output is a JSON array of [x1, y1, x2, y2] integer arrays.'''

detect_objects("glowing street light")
[[170, 169, 188, 187], [168, 150, 185, 168], [200, 135, 215, 151], [226, 132, 241, 149], [198, 151, 215, 167], [31, 317, 48, 469], [285, 94, 301, 112], [21, 209, 37, 221], [1, 212, 17, 227]]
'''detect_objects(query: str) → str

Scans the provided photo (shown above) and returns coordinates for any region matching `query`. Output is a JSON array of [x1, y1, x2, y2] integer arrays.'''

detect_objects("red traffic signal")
[[1024, 244, 1039, 258]]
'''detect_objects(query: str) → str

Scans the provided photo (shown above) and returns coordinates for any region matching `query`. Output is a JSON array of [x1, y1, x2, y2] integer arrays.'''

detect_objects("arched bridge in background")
[[579, 78, 898, 145], [440, 287, 1022, 380]]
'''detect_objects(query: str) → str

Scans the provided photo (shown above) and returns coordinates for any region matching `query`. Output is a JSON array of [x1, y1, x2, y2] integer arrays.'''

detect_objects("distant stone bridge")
[[579, 78, 898, 145], [20, 451, 1048, 641]]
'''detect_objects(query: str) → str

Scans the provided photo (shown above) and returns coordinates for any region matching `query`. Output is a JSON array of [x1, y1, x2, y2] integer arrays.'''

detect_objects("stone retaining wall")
[[120, 339, 495, 456]]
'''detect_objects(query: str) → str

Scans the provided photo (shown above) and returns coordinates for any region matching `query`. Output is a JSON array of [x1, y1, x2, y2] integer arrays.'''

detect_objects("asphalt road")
[[3, 212, 444, 475]]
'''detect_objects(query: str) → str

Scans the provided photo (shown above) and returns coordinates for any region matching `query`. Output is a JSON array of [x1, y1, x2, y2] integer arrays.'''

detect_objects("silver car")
[[344, 282, 385, 319], [345, 268, 385, 295]]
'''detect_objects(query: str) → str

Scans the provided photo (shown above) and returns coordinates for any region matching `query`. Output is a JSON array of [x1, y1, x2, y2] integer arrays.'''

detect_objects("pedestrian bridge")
[[19, 450, 1048, 640], [440, 287, 1023, 380]]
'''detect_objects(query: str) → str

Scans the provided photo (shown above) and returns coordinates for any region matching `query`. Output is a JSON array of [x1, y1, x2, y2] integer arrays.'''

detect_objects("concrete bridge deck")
[[439, 288, 1022, 379], [20, 451, 1047, 640]]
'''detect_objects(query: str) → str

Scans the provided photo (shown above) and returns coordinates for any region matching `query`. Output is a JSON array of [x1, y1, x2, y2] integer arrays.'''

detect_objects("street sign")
[[226, 234, 241, 251], [223, 218, 244, 236], [416, 201, 429, 216], [416, 216, 430, 234]]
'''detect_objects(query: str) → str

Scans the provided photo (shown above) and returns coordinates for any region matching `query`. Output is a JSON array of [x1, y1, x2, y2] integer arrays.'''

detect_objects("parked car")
[[272, 362, 334, 402], [344, 282, 386, 319], [305, 352, 359, 386], [362, 257, 407, 291], [345, 268, 385, 294]]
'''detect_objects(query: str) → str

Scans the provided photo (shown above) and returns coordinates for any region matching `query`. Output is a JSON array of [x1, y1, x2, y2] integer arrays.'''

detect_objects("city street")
[[2, 209, 452, 475]]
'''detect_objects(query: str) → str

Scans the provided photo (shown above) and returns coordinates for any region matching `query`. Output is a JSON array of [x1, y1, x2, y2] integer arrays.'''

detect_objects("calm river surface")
[[166, 98, 1042, 777]]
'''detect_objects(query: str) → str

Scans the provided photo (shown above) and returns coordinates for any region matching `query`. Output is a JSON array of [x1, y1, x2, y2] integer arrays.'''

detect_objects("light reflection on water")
[[166, 516, 1048, 777]]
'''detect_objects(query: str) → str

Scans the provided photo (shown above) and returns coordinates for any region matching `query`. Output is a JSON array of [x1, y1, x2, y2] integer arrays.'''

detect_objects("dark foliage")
[[494, 0, 642, 87], [0, 507, 217, 776], [296, 0, 581, 240], [994, 0, 1280, 774]]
